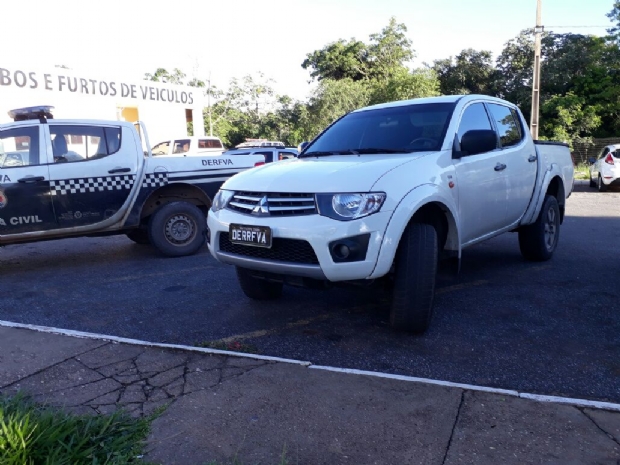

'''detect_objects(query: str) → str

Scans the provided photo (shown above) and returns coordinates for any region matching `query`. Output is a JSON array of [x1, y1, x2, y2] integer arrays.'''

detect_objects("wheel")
[[389, 222, 438, 334], [148, 201, 206, 257], [597, 175, 608, 192], [589, 172, 596, 188], [518, 194, 560, 261], [236, 267, 283, 300], [126, 229, 150, 245]]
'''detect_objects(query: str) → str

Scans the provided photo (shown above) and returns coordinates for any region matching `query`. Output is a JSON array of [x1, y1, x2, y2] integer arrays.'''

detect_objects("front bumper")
[[207, 208, 393, 282]]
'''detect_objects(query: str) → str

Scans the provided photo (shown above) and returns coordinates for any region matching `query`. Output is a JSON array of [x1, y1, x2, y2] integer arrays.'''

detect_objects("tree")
[[301, 17, 415, 83], [366, 17, 415, 81], [368, 68, 440, 105], [144, 68, 187, 85], [608, 0, 620, 41], [432, 49, 498, 96], [540, 92, 601, 146], [303, 79, 371, 140], [301, 39, 369, 81]]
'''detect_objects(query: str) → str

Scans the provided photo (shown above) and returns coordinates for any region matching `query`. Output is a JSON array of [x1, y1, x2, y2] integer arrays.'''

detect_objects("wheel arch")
[[369, 185, 461, 279], [139, 183, 212, 222]]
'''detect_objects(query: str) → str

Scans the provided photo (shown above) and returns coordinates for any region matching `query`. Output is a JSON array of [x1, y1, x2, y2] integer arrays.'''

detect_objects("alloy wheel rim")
[[543, 206, 557, 251]]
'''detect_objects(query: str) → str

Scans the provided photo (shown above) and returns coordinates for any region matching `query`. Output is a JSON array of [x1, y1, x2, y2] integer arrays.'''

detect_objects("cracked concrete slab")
[[0, 327, 106, 388], [444, 391, 620, 465], [584, 408, 620, 445], [145, 362, 462, 465]]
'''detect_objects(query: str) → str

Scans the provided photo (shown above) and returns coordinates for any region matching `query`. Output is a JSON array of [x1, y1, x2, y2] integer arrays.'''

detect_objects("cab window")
[[0, 126, 40, 167], [49, 125, 121, 163], [487, 104, 523, 148], [457, 103, 493, 148], [173, 139, 191, 154], [152, 141, 170, 156], [198, 139, 223, 149]]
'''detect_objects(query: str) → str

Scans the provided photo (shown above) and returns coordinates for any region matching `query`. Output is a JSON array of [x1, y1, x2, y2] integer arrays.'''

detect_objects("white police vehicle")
[[0, 106, 264, 256]]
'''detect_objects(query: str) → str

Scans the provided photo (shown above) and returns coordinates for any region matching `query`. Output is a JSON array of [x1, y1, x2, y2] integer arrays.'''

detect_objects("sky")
[[2, 0, 615, 101]]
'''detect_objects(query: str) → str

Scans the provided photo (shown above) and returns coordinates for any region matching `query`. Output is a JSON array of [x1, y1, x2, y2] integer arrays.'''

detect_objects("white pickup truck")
[[207, 95, 574, 333], [0, 106, 264, 256]]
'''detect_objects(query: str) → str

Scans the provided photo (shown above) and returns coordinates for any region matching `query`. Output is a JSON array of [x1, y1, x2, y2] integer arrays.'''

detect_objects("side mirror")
[[588, 157, 596, 164], [455, 130, 497, 158], [298, 141, 309, 153]]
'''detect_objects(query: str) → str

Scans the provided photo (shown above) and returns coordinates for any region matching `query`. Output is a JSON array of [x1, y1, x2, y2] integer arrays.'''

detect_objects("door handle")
[[108, 167, 131, 174], [494, 163, 507, 171], [528, 155, 537, 162], [18, 176, 45, 183]]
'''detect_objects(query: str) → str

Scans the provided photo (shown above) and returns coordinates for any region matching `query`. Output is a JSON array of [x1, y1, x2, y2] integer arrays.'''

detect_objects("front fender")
[[369, 183, 460, 279]]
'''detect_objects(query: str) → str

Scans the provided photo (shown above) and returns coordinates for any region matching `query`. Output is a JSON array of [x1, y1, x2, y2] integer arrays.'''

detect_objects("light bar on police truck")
[[8, 106, 55, 122]]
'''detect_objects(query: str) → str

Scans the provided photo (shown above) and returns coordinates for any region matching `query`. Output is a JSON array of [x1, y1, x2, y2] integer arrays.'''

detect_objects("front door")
[[0, 124, 56, 236], [46, 123, 139, 228]]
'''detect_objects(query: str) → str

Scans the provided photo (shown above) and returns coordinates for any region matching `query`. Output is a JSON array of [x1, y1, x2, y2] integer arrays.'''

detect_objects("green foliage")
[[0, 392, 161, 464], [301, 17, 414, 83], [302, 39, 369, 81], [608, 0, 620, 40], [540, 92, 601, 146], [368, 68, 440, 105], [144, 68, 187, 85], [303, 78, 371, 141], [432, 49, 498, 96]]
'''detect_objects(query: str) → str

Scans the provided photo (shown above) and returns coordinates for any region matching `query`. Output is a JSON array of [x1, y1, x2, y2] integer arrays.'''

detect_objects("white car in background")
[[589, 144, 620, 191]]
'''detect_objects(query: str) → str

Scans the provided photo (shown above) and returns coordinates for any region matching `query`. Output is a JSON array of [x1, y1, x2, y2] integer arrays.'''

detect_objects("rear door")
[[0, 124, 56, 235], [46, 123, 139, 228], [486, 103, 537, 225]]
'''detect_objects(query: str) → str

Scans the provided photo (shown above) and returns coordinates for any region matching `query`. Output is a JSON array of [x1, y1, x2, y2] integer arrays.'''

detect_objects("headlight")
[[212, 189, 234, 212], [316, 193, 386, 221]]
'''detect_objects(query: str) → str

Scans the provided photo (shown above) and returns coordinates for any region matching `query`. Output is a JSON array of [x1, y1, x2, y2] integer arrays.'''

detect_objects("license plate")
[[229, 224, 272, 248]]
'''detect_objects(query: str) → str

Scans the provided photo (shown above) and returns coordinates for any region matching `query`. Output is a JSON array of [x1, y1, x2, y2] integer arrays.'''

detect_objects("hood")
[[222, 154, 425, 193]]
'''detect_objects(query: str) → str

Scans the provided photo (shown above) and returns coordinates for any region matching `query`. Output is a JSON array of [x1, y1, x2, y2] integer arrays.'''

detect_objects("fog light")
[[335, 244, 350, 259]]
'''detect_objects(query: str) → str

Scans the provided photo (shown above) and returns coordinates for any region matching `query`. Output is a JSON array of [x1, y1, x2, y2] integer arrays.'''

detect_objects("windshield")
[[303, 102, 456, 157]]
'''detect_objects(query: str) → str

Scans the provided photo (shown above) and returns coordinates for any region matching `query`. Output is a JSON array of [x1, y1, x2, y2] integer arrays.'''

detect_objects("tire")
[[236, 267, 283, 300], [148, 201, 206, 257], [389, 223, 438, 334], [518, 194, 560, 262], [589, 173, 596, 188], [597, 175, 608, 192], [126, 229, 150, 245]]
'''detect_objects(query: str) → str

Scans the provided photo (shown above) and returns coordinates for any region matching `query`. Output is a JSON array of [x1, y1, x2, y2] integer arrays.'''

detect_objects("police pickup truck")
[[0, 106, 264, 257], [207, 95, 574, 333]]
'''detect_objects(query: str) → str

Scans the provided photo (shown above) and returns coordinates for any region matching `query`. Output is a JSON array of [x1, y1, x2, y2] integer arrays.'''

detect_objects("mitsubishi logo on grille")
[[252, 196, 270, 216]]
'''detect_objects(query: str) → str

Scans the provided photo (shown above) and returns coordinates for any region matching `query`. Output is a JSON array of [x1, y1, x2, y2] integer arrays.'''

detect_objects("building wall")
[[0, 64, 204, 146]]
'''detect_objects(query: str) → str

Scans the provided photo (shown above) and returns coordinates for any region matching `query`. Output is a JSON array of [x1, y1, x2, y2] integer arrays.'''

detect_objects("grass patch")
[[0, 392, 163, 464], [573, 162, 591, 180], [195, 340, 259, 354]]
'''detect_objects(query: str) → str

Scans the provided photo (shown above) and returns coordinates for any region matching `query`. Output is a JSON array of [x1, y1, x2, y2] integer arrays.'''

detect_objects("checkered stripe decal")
[[50, 175, 136, 196], [142, 172, 169, 188]]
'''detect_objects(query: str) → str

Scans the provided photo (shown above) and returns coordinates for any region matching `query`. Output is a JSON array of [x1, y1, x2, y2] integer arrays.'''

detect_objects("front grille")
[[219, 232, 319, 264], [228, 191, 317, 216]]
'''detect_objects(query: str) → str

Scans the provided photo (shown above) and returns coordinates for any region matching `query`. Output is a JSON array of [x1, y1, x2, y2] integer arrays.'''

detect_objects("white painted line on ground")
[[519, 393, 620, 412], [309, 365, 520, 396], [0, 320, 311, 367], [2, 319, 620, 413]]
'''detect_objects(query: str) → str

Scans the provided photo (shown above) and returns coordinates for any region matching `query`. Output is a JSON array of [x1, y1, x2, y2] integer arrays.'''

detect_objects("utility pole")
[[530, 0, 543, 139], [207, 72, 213, 137]]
